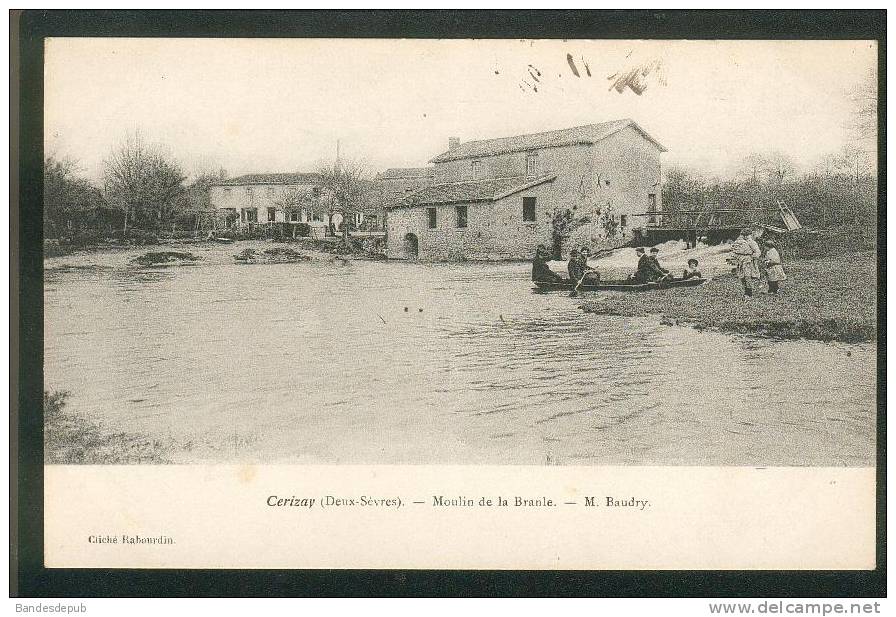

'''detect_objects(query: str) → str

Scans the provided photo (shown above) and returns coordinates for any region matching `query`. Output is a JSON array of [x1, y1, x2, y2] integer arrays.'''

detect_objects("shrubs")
[[131, 251, 199, 266], [44, 390, 170, 464]]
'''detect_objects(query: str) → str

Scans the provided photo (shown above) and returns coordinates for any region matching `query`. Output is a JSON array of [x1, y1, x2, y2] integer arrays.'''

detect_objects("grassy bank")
[[581, 251, 877, 343], [44, 390, 170, 464]]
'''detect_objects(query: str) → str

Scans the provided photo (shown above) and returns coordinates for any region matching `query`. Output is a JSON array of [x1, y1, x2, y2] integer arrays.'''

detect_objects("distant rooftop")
[[213, 172, 322, 186], [430, 119, 666, 163], [375, 167, 435, 180]]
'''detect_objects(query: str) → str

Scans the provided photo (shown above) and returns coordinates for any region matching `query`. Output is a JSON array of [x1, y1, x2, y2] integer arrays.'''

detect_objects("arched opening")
[[402, 233, 419, 259]]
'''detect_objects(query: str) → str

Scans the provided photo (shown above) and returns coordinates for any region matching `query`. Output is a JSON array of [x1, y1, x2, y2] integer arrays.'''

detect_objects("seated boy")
[[682, 258, 703, 280]]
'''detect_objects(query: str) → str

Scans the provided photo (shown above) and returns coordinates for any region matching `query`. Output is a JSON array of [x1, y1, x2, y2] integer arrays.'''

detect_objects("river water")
[[44, 241, 876, 466]]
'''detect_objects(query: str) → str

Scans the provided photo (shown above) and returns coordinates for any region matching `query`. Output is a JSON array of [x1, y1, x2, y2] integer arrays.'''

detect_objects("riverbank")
[[581, 252, 877, 343], [44, 390, 171, 464]]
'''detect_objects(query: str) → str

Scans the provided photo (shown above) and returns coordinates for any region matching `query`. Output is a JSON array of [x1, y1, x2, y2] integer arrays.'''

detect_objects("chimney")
[[448, 137, 460, 151]]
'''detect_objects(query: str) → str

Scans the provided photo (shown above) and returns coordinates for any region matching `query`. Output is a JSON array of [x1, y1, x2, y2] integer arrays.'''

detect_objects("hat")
[[649, 247, 660, 253], [635, 247, 645, 254]]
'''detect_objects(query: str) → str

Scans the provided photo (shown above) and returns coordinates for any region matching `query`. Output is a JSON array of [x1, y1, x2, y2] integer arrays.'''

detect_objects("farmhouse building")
[[384, 119, 666, 260], [209, 172, 332, 233]]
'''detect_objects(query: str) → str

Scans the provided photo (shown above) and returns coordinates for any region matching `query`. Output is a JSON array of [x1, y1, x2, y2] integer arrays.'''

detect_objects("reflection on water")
[[44, 242, 876, 465]]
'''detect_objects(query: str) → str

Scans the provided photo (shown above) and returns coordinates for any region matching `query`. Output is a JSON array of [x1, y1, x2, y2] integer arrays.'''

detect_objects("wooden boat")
[[533, 277, 706, 292]]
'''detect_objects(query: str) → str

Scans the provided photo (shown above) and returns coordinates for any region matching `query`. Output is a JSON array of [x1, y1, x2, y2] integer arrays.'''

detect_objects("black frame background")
[[11, 9, 887, 598]]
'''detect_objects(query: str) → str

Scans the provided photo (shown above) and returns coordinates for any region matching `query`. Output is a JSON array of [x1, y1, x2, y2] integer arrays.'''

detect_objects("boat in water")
[[533, 277, 706, 292]]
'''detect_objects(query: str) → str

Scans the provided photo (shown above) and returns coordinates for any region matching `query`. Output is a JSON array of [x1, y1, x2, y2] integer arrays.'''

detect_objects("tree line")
[[662, 146, 876, 230], [44, 132, 379, 242]]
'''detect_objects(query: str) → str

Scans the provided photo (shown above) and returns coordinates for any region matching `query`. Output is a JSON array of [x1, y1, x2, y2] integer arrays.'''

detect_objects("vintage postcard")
[[36, 35, 879, 572]]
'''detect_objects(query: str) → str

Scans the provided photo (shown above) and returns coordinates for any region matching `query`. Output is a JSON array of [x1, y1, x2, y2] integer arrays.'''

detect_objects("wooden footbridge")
[[631, 199, 802, 246]]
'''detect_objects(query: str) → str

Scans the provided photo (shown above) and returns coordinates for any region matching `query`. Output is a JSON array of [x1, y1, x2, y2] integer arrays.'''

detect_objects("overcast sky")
[[45, 38, 876, 183]]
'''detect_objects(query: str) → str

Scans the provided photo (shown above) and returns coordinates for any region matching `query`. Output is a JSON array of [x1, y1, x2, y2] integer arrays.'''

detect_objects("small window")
[[620, 214, 628, 229], [290, 210, 299, 222], [312, 187, 321, 198], [246, 187, 253, 196], [471, 161, 482, 179], [427, 207, 437, 229], [456, 205, 468, 228], [267, 207, 276, 222], [242, 208, 258, 223], [522, 197, 537, 222], [526, 153, 537, 177]]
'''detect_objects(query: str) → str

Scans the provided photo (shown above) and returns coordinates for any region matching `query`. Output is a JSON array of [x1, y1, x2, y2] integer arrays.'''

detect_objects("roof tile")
[[430, 119, 666, 163]]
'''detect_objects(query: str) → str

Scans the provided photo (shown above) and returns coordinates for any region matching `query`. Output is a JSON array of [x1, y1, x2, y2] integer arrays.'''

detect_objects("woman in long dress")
[[763, 239, 786, 294]]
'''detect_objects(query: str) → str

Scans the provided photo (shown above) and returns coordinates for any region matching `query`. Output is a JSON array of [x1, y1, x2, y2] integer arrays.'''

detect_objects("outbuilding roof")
[[375, 167, 435, 180], [388, 174, 556, 209], [212, 172, 322, 187], [429, 119, 666, 163]]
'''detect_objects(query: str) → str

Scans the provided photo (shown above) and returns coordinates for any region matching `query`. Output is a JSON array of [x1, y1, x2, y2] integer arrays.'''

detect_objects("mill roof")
[[429, 119, 666, 163], [387, 174, 556, 209]]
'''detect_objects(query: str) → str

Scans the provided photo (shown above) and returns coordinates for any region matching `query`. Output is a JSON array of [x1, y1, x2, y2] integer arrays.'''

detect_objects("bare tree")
[[847, 68, 877, 144], [44, 156, 106, 237], [317, 158, 371, 246], [740, 153, 768, 185], [103, 132, 185, 234], [763, 150, 795, 186]]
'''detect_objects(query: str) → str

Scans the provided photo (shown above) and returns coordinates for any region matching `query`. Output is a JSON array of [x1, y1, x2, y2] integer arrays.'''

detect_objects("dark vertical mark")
[[566, 53, 580, 77], [582, 58, 592, 77], [527, 67, 541, 83]]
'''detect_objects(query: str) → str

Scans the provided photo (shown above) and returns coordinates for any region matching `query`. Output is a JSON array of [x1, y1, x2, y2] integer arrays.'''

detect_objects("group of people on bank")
[[532, 226, 786, 298], [729, 227, 786, 298]]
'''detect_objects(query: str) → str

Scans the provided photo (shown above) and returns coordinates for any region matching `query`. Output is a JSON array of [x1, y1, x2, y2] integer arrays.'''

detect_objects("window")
[[427, 207, 437, 229], [267, 207, 276, 222], [246, 187, 253, 196], [526, 153, 537, 177], [290, 210, 299, 222], [456, 205, 468, 229], [620, 214, 628, 229], [471, 160, 482, 179], [522, 197, 537, 222], [242, 208, 258, 223], [312, 187, 321, 198]]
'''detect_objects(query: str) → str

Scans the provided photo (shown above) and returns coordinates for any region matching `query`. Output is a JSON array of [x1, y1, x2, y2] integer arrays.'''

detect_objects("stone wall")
[[385, 181, 556, 261]]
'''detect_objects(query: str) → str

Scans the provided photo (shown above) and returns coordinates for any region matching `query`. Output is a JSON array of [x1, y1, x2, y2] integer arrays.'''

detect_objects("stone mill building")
[[384, 119, 666, 260]]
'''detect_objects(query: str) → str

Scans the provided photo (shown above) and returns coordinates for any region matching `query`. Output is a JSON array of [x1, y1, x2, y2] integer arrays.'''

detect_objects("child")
[[682, 258, 702, 280], [764, 239, 786, 294]]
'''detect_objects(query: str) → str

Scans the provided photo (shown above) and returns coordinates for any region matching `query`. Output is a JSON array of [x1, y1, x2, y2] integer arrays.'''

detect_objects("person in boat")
[[682, 258, 703, 280], [645, 247, 673, 282], [532, 244, 563, 283], [569, 246, 600, 285], [633, 247, 651, 282], [763, 239, 786, 294], [730, 227, 761, 299]]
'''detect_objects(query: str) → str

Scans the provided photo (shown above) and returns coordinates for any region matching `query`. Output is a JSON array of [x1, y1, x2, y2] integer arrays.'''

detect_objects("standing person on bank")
[[730, 228, 762, 299], [763, 239, 786, 294]]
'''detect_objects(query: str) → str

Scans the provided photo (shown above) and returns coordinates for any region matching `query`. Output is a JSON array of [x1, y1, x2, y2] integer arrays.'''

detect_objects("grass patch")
[[131, 251, 199, 266], [581, 252, 877, 343], [44, 390, 171, 464]]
